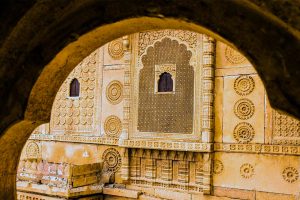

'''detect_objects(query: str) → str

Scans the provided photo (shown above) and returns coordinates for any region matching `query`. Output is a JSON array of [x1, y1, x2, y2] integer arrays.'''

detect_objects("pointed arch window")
[[70, 78, 80, 97], [158, 72, 173, 92]]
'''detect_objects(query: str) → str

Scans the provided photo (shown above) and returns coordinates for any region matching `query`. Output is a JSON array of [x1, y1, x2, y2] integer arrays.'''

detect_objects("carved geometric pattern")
[[282, 167, 299, 183], [138, 38, 194, 133], [51, 51, 97, 132], [240, 163, 254, 178], [272, 110, 300, 145], [104, 115, 122, 138], [106, 80, 123, 104], [213, 160, 224, 175], [234, 98, 255, 120], [233, 122, 255, 143], [102, 148, 122, 172], [225, 46, 246, 64], [138, 30, 197, 56], [26, 142, 39, 159], [108, 38, 124, 60], [234, 75, 255, 96]]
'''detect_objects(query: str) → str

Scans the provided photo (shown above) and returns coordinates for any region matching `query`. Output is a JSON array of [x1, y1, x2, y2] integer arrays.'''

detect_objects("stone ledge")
[[103, 187, 141, 199]]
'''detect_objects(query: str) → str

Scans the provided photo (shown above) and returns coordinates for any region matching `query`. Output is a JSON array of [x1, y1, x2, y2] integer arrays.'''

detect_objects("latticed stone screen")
[[138, 38, 194, 133]]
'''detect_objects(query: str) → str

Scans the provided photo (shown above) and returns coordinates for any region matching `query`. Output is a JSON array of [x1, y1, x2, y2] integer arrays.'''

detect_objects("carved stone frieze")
[[214, 143, 300, 155], [128, 149, 207, 193]]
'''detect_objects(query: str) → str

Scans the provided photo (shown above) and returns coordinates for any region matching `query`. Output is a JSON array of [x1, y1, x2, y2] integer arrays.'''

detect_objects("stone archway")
[[1, 1, 300, 199]]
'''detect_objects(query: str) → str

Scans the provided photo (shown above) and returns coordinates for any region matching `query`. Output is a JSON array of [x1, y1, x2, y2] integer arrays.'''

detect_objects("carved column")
[[178, 161, 189, 184], [201, 35, 216, 142], [161, 160, 173, 182], [121, 148, 130, 182], [130, 149, 141, 179], [120, 35, 132, 141], [145, 159, 156, 180], [202, 153, 212, 194]]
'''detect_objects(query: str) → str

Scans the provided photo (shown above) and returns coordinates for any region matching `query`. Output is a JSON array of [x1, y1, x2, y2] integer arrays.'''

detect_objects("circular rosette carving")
[[108, 39, 124, 60], [234, 98, 255, 120], [240, 163, 254, 178], [26, 142, 39, 159], [104, 115, 122, 137], [106, 81, 123, 105], [225, 46, 246, 64], [234, 75, 255, 96], [233, 122, 255, 143], [282, 167, 299, 183], [102, 148, 122, 172], [213, 160, 224, 175]]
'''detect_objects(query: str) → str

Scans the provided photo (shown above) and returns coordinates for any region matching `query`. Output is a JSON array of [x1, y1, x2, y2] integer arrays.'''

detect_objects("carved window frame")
[[154, 64, 176, 94], [122, 30, 215, 142]]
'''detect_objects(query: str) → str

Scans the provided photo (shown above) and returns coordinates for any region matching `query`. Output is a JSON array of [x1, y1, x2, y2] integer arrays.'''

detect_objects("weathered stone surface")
[[1, 1, 300, 199], [103, 187, 141, 199]]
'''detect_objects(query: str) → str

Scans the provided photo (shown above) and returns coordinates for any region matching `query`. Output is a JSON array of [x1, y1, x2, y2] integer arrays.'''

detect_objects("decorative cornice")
[[29, 134, 300, 156], [29, 134, 119, 145], [214, 143, 300, 156], [120, 139, 212, 152]]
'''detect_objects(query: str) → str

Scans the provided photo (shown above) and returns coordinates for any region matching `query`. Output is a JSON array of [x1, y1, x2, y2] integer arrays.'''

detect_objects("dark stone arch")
[[0, 1, 299, 198]]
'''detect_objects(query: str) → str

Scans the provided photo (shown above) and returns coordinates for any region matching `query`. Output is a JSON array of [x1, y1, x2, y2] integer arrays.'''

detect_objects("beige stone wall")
[[214, 41, 300, 198], [17, 30, 300, 200]]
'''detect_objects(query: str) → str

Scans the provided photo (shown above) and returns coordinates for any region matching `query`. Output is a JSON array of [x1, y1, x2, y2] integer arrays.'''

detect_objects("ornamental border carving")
[[214, 143, 300, 155]]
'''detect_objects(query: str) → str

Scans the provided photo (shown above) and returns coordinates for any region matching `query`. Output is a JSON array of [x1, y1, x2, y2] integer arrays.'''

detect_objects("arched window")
[[158, 72, 173, 92], [70, 78, 80, 97]]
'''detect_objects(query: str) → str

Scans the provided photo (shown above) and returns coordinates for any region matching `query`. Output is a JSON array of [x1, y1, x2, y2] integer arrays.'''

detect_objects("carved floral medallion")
[[240, 163, 254, 178], [106, 81, 123, 105], [233, 122, 255, 143], [282, 167, 299, 183], [234, 98, 255, 120], [102, 148, 122, 172], [104, 115, 122, 137], [108, 39, 124, 60], [234, 75, 255, 96]]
